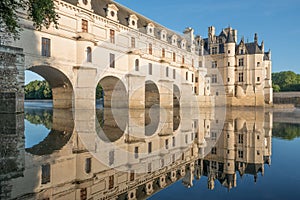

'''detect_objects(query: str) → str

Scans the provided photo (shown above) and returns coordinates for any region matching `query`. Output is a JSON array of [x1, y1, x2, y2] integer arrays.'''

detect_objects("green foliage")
[[25, 80, 52, 99], [96, 84, 103, 99], [272, 71, 300, 92], [272, 84, 281, 92], [25, 109, 52, 129], [0, 0, 58, 39], [273, 123, 300, 140]]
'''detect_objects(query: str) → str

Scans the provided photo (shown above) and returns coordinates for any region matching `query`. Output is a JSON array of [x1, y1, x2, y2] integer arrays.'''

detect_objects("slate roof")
[[61, 0, 187, 48]]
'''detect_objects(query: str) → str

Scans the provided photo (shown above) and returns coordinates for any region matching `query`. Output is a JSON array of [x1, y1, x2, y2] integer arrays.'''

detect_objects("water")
[[1, 101, 300, 200]]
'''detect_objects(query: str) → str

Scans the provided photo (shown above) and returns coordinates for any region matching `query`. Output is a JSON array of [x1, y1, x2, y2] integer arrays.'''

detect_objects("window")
[[172, 154, 176, 163], [81, 188, 87, 200], [130, 171, 135, 181], [211, 161, 217, 170], [194, 87, 197, 94], [238, 73, 244, 82], [166, 67, 169, 77], [211, 132, 217, 140], [131, 37, 136, 48], [185, 135, 188, 144], [228, 62, 230, 66], [211, 147, 217, 155], [182, 55, 185, 64], [148, 142, 152, 154], [172, 137, 176, 147], [162, 48, 165, 58], [212, 61, 217, 68], [110, 29, 115, 44], [257, 62, 260, 67], [109, 151, 114, 166], [109, 175, 114, 189], [134, 146, 139, 159], [165, 139, 169, 149], [239, 58, 244, 66], [41, 164, 51, 184], [186, 71, 188, 81], [212, 74, 217, 83], [228, 78, 230, 82], [173, 52, 176, 62], [195, 77, 198, 83], [148, 63, 152, 75], [192, 74, 194, 82], [86, 47, 92, 62], [240, 49, 244, 54], [41, 37, 51, 57], [135, 59, 139, 71], [199, 61, 202, 67], [238, 150, 244, 158], [238, 134, 244, 144], [149, 43, 152, 55], [211, 47, 218, 54], [228, 50, 231, 54], [82, 19, 88, 32], [173, 69, 176, 79], [110, 53, 115, 68], [85, 158, 91, 173], [257, 77, 260, 82], [148, 163, 152, 173]]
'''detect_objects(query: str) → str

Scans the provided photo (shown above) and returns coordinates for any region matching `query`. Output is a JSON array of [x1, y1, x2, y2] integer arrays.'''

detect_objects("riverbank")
[[273, 92, 300, 108]]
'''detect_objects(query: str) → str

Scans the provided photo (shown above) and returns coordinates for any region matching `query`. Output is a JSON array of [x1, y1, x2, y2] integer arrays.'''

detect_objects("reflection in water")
[[0, 105, 289, 200]]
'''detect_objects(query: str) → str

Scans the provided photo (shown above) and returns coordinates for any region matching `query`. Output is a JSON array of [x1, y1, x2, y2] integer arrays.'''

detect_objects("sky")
[[26, 0, 300, 83]]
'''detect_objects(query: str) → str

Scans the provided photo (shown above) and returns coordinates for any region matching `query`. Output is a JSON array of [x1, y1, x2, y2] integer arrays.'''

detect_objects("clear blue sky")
[[26, 0, 300, 83]]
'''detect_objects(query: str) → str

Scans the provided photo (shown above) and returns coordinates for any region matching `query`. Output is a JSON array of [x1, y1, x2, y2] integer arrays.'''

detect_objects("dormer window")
[[240, 49, 244, 55], [171, 35, 177, 46], [160, 30, 167, 41], [106, 4, 119, 22], [128, 14, 138, 29], [181, 40, 186, 49], [147, 23, 155, 36]]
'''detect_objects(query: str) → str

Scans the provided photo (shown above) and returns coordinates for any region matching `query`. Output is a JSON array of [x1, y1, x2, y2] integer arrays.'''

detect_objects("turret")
[[208, 26, 215, 43], [224, 31, 236, 96], [254, 33, 258, 43]]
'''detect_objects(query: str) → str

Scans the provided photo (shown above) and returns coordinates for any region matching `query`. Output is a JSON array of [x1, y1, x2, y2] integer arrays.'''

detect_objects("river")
[[1, 101, 300, 199]]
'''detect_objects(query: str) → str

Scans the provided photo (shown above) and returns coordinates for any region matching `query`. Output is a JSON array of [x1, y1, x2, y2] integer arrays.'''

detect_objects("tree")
[[25, 80, 52, 99], [272, 71, 300, 92], [0, 0, 58, 40]]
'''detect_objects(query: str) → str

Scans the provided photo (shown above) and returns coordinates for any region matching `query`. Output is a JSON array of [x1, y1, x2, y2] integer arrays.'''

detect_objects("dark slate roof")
[[264, 52, 271, 60], [62, 0, 186, 46], [226, 31, 235, 43], [245, 42, 263, 54]]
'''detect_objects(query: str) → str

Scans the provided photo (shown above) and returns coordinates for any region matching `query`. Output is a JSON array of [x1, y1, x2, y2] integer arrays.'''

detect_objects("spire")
[[226, 31, 235, 43], [254, 33, 258, 43]]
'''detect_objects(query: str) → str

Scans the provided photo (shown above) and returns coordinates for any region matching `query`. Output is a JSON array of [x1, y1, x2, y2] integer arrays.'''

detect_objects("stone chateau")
[[0, 0, 273, 112]]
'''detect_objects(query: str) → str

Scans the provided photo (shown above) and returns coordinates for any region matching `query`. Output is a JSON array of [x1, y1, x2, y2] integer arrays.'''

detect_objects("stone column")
[[158, 80, 173, 109], [52, 86, 73, 109], [0, 45, 24, 113], [127, 74, 145, 109], [73, 67, 97, 110], [180, 83, 193, 108]]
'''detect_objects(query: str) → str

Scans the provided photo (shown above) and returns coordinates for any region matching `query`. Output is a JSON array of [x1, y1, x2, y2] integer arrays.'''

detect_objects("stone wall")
[[273, 92, 300, 107], [0, 45, 25, 113]]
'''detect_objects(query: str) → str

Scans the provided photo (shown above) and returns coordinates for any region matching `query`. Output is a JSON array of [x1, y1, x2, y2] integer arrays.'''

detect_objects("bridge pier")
[[73, 67, 97, 110], [127, 74, 145, 109], [52, 86, 73, 109], [0, 45, 25, 113]]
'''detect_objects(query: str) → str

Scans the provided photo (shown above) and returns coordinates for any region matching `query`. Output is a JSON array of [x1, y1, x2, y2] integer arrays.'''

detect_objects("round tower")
[[224, 31, 236, 96]]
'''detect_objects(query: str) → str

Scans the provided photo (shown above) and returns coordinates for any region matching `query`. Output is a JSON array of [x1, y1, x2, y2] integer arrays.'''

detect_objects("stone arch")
[[173, 84, 181, 131], [27, 65, 74, 109], [145, 80, 160, 136], [96, 76, 128, 143], [97, 76, 128, 108]]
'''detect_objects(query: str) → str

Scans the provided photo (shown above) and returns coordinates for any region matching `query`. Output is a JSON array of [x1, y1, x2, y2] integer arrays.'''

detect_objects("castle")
[[0, 0, 273, 113]]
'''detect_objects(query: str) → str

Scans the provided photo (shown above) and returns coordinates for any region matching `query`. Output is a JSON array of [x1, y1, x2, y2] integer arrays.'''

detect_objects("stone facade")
[[1, 0, 272, 111], [0, 45, 24, 113], [199, 27, 273, 107]]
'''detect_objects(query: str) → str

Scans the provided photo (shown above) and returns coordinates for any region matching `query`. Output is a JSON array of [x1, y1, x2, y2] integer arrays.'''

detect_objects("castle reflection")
[[0, 107, 273, 200]]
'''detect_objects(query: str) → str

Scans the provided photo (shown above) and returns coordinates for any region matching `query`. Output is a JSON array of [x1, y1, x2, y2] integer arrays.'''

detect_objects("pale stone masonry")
[[1, 0, 272, 111], [199, 27, 273, 106]]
